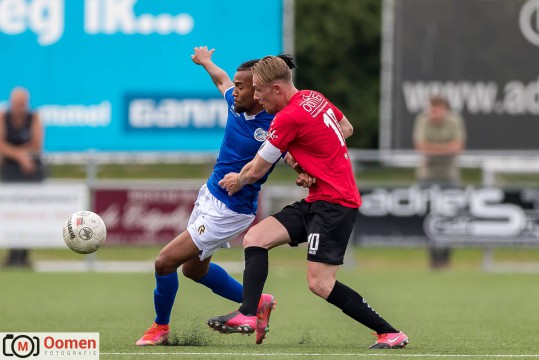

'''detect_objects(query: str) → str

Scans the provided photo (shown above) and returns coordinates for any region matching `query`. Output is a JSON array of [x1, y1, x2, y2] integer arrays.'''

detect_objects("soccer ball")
[[63, 211, 107, 254]]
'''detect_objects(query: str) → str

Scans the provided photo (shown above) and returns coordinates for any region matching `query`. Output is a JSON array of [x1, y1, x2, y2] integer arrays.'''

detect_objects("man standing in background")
[[413, 95, 466, 269]]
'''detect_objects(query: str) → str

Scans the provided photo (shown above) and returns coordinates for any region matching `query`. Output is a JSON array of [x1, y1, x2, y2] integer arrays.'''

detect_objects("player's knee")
[[181, 263, 204, 281], [243, 228, 264, 248], [307, 275, 332, 299], [307, 280, 325, 298], [180, 264, 194, 280], [154, 254, 175, 276]]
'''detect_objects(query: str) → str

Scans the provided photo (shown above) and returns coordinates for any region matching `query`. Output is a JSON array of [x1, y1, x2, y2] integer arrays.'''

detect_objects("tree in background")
[[294, 0, 381, 148]]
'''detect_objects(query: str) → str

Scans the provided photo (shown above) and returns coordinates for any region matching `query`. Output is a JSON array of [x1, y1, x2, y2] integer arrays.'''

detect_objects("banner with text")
[[93, 186, 259, 246], [0, 183, 89, 248], [0, 0, 284, 152], [93, 187, 199, 245], [353, 186, 539, 247]]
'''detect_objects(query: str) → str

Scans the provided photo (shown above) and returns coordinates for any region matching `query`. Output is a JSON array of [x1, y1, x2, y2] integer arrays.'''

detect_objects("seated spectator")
[[0, 87, 45, 267]]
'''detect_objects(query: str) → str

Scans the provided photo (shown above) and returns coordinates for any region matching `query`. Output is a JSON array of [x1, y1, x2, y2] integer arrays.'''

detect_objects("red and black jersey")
[[267, 90, 361, 208]]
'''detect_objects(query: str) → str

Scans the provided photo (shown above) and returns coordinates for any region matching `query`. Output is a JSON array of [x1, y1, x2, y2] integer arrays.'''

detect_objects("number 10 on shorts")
[[307, 233, 320, 255]]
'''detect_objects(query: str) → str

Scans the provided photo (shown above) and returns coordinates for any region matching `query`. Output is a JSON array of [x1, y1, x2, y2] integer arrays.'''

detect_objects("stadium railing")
[[6, 149, 539, 271], [44, 148, 539, 170]]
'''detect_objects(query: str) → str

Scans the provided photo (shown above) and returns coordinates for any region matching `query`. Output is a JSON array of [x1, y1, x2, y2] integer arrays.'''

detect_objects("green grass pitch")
[[1, 247, 539, 360]]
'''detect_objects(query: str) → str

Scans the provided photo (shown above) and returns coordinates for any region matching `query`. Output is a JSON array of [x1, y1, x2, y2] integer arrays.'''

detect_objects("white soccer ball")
[[63, 211, 107, 254]]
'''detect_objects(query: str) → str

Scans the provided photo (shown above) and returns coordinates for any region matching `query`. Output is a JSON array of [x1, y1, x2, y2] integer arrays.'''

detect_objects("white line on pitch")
[[101, 352, 539, 357]]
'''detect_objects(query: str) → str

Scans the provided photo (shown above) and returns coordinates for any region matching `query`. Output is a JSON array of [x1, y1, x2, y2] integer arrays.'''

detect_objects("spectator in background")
[[0, 87, 45, 267], [413, 95, 466, 269]]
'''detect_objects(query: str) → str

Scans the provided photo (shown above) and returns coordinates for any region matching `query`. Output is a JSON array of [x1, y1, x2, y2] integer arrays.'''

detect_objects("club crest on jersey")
[[254, 128, 267, 142]]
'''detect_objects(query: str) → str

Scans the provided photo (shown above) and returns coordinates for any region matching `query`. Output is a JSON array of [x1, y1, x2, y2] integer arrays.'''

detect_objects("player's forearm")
[[337, 116, 353, 139], [291, 163, 304, 174], [202, 62, 231, 89], [284, 153, 304, 174], [340, 123, 353, 139], [238, 158, 273, 186], [237, 162, 260, 186]]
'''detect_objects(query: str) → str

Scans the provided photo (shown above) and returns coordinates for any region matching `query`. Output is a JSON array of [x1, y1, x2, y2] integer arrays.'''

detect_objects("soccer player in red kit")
[[207, 56, 408, 349]]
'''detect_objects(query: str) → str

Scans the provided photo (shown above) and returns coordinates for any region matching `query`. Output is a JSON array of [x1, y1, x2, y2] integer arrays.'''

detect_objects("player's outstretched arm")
[[219, 154, 274, 196], [191, 46, 233, 95]]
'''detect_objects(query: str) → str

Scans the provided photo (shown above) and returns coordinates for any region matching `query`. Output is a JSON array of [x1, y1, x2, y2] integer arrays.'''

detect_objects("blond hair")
[[251, 56, 292, 84]]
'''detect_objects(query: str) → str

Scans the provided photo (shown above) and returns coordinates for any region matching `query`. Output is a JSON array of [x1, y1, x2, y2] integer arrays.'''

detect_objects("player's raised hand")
[[191, 46, 215, 65]]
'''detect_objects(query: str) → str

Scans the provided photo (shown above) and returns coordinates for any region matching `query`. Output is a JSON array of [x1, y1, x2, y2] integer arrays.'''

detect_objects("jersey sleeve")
[[223, 86, 234, 106], [329, 101, 344, 121], [258, 140, 283, 163], [266, 112, 298, 153]]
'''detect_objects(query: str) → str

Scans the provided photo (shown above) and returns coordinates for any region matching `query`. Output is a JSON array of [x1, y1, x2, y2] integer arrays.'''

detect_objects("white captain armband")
[[258, 140, 283, 163]]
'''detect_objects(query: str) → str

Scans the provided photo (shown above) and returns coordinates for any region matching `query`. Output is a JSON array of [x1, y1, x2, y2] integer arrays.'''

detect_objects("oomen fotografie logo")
[[1, 333, 99, 359]]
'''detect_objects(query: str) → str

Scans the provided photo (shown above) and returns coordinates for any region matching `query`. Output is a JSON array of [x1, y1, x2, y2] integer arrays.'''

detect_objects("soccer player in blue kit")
[[136, 46, 299, 346]]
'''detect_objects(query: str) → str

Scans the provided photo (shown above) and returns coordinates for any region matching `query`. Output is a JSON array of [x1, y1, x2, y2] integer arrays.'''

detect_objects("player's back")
[[273, 90, 361, 208]]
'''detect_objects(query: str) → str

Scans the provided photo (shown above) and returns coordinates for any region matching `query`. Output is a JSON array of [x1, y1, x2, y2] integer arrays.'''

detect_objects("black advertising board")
[[384, 0, 539, 150], [353, 186, 539, 247]]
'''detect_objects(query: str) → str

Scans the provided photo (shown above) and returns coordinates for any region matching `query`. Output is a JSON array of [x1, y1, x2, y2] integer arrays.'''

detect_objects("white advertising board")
[[0, 182, 89, 248]]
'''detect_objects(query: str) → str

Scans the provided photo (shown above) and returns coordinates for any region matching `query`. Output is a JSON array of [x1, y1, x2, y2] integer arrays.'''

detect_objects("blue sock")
[[154, 272, 179, 325], [195, 262, 243, 303]]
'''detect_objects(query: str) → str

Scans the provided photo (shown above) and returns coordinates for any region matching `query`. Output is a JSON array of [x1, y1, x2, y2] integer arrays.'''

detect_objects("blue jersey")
[[206, 87, 277, 215]]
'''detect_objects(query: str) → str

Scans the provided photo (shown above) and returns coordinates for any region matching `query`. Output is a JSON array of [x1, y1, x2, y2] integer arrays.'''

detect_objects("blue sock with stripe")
[[195, 262, 243, 303], [154, 272, 179, 325]]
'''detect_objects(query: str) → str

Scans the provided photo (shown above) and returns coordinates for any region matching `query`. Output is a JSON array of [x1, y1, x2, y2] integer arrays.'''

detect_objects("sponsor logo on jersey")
[[266, 129, 278, 140], [300, 91, 327, 117]]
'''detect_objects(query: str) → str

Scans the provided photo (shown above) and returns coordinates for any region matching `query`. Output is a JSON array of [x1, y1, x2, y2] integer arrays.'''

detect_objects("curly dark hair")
[[236, 53, 297, 71]]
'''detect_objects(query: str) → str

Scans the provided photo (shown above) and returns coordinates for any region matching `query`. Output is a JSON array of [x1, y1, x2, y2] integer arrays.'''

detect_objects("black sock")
[[238, 246, 268, 316], [326, 281, 398, 334]]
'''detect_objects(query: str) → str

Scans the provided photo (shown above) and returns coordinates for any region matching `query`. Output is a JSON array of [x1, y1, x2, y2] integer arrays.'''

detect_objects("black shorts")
[[272, 200, 358, 265]]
